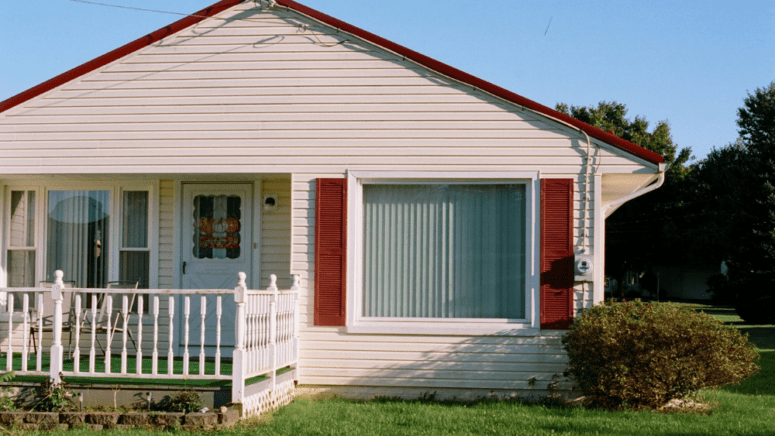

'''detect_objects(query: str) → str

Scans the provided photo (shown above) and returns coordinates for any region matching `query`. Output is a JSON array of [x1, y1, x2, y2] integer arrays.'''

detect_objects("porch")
[[0, 270, 300, 418]]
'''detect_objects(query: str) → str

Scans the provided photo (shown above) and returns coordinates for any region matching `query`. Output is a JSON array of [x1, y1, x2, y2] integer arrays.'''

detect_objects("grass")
[[19, 302, 775, 435]]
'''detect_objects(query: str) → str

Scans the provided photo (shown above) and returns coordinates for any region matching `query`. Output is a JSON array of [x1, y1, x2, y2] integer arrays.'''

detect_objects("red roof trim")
[[0, 0, 663, 165]]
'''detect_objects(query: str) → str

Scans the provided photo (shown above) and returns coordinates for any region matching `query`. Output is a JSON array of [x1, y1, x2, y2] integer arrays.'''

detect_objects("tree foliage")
[[691, 81, 775, 320], [737, 82, 775, 151]]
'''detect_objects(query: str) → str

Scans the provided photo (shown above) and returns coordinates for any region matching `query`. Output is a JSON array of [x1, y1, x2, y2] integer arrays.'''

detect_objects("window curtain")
[[362, 184, 526, 319], [46, 191, 110, 288]]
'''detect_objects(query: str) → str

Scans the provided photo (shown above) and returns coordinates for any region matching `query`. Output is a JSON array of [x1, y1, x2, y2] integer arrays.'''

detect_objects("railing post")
[[268, 275, 278, 402], [49, 270, 65, 383], [291, 275, 301, 381], [6, 294, 13, 373], [232, 272, 248, 407]]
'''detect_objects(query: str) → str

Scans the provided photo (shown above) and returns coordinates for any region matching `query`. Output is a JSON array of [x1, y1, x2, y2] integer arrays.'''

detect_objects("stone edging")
[[0, 408, 240, 431]]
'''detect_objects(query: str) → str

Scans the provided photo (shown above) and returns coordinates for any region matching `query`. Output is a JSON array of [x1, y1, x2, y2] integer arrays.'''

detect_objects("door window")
[[192, 195, 242, 260]]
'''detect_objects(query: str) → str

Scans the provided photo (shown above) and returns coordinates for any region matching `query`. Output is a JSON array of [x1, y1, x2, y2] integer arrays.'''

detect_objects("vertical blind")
[[363, 184, 526, 319]]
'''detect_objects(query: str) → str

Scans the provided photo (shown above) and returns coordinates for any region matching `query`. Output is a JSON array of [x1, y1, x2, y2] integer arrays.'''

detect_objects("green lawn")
[[28, 303, 775, 435]]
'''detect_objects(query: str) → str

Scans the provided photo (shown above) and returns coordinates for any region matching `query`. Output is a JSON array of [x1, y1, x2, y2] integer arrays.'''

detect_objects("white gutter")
[[602, 162, 669, 217]]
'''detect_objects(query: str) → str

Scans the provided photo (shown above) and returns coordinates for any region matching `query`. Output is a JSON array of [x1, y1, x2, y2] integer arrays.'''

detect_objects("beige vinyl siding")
[[0, 3, 655, 393], [300, 333, 571, 390], [158, 180, 175, 289], [260, 178, 292, 290]]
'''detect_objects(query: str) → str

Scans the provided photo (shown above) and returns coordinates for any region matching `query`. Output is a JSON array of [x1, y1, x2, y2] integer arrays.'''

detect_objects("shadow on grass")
[[738, 326, 775, 350]]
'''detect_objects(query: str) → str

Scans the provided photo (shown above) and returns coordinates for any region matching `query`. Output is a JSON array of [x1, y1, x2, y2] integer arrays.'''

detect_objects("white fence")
[[0, 270, 300, 409]]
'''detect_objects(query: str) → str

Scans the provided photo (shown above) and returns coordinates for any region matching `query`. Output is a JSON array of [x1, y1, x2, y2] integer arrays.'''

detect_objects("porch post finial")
[[291, 275, 300, 291], [268, 274, 278, 292]]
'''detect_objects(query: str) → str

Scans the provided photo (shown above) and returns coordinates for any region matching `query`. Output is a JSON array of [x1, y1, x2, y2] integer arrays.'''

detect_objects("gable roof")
[[0, 0, 663, 165]]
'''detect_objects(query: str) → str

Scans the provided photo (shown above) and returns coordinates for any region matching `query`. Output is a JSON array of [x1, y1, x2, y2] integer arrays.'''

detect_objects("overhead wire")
[[61, 0, 347, 44]]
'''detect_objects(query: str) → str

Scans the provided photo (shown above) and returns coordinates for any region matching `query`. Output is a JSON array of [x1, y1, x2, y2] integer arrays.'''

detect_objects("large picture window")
[[362, 183, 527, 320]]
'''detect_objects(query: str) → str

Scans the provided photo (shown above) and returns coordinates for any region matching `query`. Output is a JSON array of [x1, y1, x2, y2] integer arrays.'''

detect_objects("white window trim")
[[2, 181, 158, 288], [346, 171, 541, 335]]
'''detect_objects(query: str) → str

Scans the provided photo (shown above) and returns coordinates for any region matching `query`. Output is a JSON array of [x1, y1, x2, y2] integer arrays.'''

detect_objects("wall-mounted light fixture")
[[263, 194, 278, 212]]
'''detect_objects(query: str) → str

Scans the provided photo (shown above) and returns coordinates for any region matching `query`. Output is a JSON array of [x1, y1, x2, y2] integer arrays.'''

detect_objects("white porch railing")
[[0, 270, 300, 409]]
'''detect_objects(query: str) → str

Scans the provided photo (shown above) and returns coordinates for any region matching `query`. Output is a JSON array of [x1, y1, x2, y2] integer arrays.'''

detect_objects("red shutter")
[[314, 178, 347, 326], [540, 179, 574, 329]]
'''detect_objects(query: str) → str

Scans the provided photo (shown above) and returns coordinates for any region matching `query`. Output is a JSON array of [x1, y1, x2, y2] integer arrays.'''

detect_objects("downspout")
[[602, 162, 669, 218]]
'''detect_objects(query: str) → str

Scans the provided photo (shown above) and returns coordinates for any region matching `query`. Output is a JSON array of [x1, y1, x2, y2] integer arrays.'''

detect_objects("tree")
[[688, 81, 775, 321], [555, 101, 694, 297], [737, 82, 775, 152], [730, 82, 775, 321]]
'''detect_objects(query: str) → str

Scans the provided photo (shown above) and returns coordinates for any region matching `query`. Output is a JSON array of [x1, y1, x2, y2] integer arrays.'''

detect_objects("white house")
[[0, 0, 665, 402]]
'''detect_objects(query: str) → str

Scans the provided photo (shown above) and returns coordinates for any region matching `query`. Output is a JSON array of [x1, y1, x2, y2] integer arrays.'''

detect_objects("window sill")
[[346, 323, 550, 336]]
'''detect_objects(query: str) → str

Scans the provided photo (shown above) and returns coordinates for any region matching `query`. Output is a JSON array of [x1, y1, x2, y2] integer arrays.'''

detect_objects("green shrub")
[[157, 389, 203, 413], [561, 300, 760, 409], [32, 378, 76, 412], [0, 372, 18, 411]]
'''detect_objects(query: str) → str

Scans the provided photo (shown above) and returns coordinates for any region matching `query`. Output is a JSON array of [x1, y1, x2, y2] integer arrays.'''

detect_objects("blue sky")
[[2, 0, 773, 161]]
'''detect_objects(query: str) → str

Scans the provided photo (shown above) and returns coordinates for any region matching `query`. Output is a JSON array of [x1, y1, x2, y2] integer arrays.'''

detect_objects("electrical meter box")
[[574, 254, 594, 281]]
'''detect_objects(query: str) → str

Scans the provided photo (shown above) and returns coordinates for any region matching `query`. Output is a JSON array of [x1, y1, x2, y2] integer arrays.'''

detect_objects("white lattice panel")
[[242, 378, 296, 419]]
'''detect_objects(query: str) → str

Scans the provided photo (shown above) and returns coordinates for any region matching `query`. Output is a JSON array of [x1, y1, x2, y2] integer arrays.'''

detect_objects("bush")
[[157, 389, 203, 413], [32, 378, 76, 412], [562, 300, 759, 409]]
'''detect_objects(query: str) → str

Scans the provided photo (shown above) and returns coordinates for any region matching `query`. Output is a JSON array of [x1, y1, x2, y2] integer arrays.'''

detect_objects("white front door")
[[181, 183, 253, 356]]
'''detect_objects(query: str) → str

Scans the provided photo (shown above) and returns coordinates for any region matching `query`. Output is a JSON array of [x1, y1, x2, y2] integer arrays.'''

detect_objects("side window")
[[7, 190, 37, 287], [120, 191, 150, 289]]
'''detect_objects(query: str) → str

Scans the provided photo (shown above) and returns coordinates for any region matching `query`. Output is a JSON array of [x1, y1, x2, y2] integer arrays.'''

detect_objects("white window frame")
[[346, 171, 541, 335], [1, 181, 158, 289], [118, 187, 155, 288], [2, 185, 43, 289]]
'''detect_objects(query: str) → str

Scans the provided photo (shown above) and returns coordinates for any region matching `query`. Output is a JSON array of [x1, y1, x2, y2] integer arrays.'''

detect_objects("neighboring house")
[[0, 0, 665, 400], [652, 265, 715, 301]]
